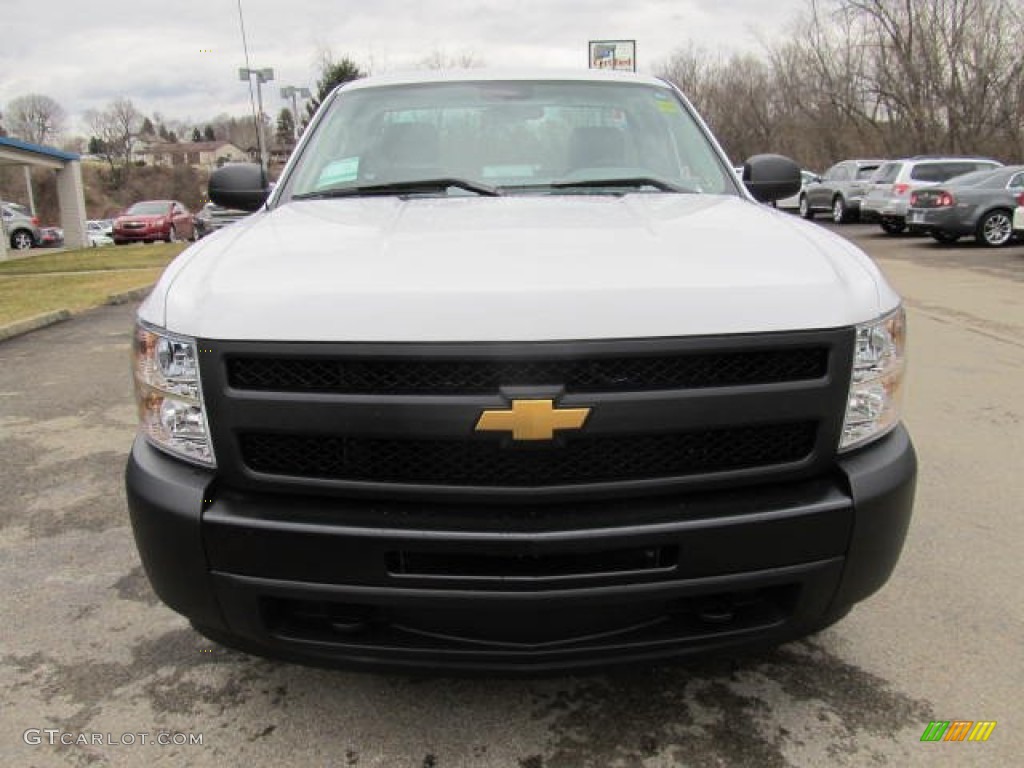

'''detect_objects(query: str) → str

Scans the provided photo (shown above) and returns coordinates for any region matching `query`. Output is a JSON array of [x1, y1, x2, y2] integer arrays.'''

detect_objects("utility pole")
[[239, 66, 274, 172], [280, 86, 311, 141]]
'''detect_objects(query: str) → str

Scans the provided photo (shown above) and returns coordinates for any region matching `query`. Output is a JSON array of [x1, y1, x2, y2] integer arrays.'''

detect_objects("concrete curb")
[[0, 283, 153, 343], [0, 309, 72, 341], [106, 284, 155, 305]]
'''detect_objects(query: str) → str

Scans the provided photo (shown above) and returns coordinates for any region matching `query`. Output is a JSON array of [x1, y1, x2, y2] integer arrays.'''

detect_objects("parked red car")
[[113, 200, 196, 244]]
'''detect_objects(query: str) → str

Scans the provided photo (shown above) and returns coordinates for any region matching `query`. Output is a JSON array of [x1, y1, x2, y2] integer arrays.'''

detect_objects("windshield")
[[126, 201, 169, 215], [4, 203, 31, 217], [282, 80, 737, 199]]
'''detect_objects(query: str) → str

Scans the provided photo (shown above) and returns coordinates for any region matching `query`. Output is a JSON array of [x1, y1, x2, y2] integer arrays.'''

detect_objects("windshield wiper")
[[294, 178, 502, 199], [549, 177, 693, 194]]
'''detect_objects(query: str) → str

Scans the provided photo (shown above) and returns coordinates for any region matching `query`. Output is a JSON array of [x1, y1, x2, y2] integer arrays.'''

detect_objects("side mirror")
[[742, 154, 802, 203], [209, 163, 270, 212]]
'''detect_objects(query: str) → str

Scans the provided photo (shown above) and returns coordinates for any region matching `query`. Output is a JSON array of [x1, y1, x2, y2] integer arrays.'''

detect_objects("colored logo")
[[475, 399, 590, 441], [920, 721, 996, 742]]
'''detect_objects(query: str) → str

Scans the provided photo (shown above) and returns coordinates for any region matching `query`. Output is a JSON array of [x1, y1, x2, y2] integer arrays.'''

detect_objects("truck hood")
[[144, 195, 897, 341]]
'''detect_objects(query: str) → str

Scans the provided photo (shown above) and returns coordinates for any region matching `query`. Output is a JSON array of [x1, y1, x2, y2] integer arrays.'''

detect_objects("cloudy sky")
[[1, 0, 808, 138]]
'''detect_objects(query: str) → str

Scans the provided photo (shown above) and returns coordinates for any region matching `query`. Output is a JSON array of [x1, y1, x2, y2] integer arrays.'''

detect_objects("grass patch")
[[0, 242, 187, 275], [0, 269, 165, 326]]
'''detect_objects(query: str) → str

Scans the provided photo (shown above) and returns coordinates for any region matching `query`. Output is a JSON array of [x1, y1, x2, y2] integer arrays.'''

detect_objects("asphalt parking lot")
[[1, 221, 1021, 767]]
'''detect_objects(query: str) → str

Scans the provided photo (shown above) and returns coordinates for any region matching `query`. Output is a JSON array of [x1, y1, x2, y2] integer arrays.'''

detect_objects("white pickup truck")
[[126, 70, 915, 673]]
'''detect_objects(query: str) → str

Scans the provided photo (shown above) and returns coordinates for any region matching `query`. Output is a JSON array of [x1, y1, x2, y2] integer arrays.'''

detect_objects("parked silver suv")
[[1, 200, 42, 250], [861, 156, 1002, 235], [799, 159, 884, 223]]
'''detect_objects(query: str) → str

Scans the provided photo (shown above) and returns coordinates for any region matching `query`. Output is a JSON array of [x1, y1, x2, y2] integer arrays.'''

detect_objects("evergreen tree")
[[275, 108, 295, 145], [306, 55, 364, 126]]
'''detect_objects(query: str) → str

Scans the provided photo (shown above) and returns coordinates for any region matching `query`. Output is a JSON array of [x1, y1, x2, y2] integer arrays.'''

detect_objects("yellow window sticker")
[[655, 98, 679, 114]]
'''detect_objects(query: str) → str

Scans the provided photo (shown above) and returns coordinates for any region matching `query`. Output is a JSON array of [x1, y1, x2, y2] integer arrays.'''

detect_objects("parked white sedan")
[[86, 220, 114, 247], [776, 170, 818, 211]]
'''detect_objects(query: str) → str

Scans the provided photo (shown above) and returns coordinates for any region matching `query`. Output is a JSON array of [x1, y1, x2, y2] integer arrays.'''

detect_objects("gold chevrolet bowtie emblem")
[[475, 399, 591, 441]]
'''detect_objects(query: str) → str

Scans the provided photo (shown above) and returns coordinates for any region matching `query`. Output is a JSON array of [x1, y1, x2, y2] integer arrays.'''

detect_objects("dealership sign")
[[588, 40, 636, 72]]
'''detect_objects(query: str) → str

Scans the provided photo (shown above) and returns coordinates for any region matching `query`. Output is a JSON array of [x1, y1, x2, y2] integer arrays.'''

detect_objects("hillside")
[[0, 161, 210, 224]]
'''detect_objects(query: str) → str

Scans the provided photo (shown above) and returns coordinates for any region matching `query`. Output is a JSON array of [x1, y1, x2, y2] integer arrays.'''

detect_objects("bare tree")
[[417, 49, 486, 70], [813, 0, 1024, 157], [60, 136, 86, 155], [769, 2, 891, 163], [5, 93, 66, 146], [658, 0, 1024, 169], [658, 47, 792, 163], [657, 44, 721, 111], [84, 98, 142, 185]]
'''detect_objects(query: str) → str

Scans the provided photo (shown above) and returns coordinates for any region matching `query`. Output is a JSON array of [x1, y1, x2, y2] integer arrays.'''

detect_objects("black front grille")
[[239, 422, 817, 487], [227, 348, 828, 395]]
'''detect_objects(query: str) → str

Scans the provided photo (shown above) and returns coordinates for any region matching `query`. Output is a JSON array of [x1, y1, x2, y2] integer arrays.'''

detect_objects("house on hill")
[[137, 141, 248, 171]]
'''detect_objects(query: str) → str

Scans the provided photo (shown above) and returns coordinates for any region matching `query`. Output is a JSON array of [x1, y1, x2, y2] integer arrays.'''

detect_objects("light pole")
[[280, 86, 311, 141], [239, 66, 274, 171]]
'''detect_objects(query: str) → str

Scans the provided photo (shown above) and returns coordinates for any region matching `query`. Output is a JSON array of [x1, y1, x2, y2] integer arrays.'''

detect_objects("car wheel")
[[879, 220, 906, 235], [167, 226, 178, 243], [930, 231, 959, 244], [10, 229, 34, 250], [976, 209, 1013, 247], [831, 197, 848, 224], [799, 195, 813, 219]]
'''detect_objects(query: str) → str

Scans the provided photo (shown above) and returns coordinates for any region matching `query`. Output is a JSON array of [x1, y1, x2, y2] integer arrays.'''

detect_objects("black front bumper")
[[126, 426, 915, 673]]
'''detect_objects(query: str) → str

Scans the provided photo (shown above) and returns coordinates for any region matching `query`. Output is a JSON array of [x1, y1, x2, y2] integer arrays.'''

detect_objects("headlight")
[[840, 307, 907, 451], [133, 323, 216, 466]]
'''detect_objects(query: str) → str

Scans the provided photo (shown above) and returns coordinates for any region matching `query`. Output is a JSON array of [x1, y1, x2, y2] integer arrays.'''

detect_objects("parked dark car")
[[799, 159, 884, 223], [907, 166, 1024, 246], [113, 200, 196, 244], [194, 201, 249, 238]]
